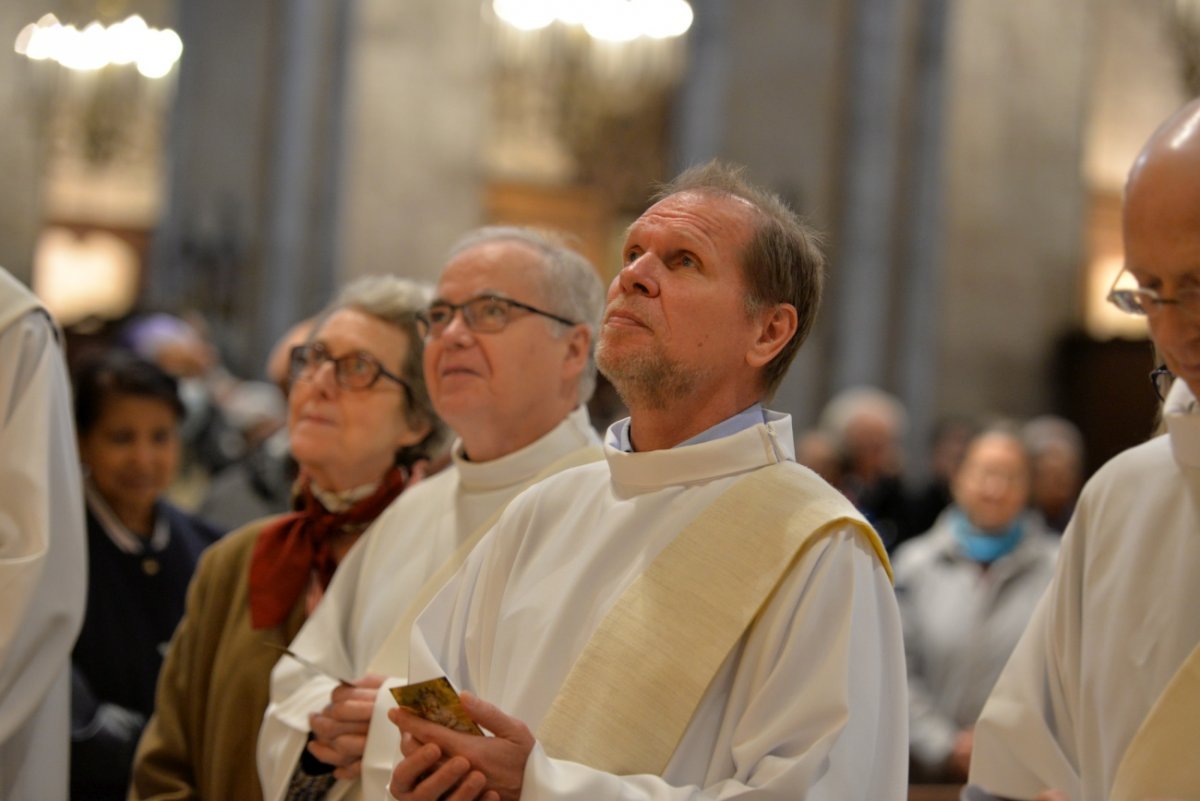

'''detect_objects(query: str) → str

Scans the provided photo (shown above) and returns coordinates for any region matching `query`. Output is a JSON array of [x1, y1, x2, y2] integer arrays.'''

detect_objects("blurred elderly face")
[[79, 395, 181, 531], [844, 412, 900, 480], [952, 433, 1032, 533], [288, 308, 427, 493], [1032, 442, 1082, 514]]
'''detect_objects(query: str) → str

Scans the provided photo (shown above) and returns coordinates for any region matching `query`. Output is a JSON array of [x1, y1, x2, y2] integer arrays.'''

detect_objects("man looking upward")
[[388, 162, 907, 801], [257, 227, 606, 801]]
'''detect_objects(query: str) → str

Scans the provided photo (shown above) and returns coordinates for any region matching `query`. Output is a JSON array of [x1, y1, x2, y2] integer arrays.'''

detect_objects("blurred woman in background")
[[70, 350, 223, 800], [893, 426, 1059, 784], [129, 275, 446, 801]]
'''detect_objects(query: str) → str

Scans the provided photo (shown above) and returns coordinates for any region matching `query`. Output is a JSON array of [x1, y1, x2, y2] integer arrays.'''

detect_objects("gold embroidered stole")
[[1109, 638, 1200, 801], [536, 461, 890, 776], [366, 446, 602, 675]]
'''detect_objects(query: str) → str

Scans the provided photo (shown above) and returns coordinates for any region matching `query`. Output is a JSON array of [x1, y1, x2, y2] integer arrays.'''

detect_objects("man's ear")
[[561, 324, 592, 382], [746, 303, 798, 369]]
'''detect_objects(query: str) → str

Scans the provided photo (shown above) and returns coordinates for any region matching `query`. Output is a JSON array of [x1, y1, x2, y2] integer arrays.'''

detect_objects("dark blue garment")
[[70, 500, 222, 801]]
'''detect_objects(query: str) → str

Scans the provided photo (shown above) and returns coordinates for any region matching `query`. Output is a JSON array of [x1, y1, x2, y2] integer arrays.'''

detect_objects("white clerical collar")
[[85, 481, 170, 555], [1164, 379, 1200, 467], [451, 405, 600, 492], [607, 403, 768, 453], [310, 480, 378, 513], [603, 409, 795, 489]]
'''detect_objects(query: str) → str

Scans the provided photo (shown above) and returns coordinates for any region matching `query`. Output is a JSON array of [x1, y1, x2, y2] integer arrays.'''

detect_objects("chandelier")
[[11, 9, 181, 224], [485, 0, 694, 198], [490, 0, 693, 91], [14, 13, 182, 79], [492, 0, 693, 40]]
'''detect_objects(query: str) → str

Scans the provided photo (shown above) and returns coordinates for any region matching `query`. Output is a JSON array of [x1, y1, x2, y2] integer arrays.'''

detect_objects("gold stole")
[[536, 461, 891, 776], [1109, 639, 1200, 801], [366, 446, 602, 675]]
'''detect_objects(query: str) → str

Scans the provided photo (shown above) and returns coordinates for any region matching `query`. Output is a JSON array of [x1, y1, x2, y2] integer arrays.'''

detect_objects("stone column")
[[336, 0, 489, 286], [151, 0, 351, 374], [893, 0, 949, 478], [0, 0, 50, 284], [938, 0, 1092, 419], [827, 0, 908, 393]]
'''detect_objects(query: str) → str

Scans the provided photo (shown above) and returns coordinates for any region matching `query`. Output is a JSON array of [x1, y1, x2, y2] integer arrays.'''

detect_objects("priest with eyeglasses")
[[966, 98, 1200, 801], [257, 227, 606, 801]]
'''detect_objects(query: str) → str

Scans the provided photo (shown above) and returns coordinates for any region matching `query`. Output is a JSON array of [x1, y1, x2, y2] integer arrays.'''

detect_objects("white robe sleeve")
[[0, 311, 87, 801], [968, 508, 1085, 800]]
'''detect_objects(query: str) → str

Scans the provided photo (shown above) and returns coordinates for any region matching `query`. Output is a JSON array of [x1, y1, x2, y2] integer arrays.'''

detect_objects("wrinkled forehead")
[[631, 190, 759, 246], [436, 240, 546, 303]]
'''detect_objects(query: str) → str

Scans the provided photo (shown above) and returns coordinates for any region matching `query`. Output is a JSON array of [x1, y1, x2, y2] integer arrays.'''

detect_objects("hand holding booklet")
[[390, 677, 484, 736]]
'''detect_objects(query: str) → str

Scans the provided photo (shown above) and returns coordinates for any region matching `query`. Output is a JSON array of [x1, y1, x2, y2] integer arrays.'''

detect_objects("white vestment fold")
[[257, 406, 600, 801], [969, 381, 1200, 801], [405, 411, 908, 801], [0, 271, 87, 801]]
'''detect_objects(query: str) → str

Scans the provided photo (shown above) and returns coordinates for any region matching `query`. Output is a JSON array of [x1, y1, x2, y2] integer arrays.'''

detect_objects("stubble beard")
[[597, 336, 703, 412]]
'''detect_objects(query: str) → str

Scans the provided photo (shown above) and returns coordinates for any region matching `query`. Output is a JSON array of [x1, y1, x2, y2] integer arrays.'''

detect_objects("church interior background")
[[2, 0, 1198, 482]]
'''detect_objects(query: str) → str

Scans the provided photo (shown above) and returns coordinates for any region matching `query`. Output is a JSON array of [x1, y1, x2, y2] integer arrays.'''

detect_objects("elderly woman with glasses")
[[130, 276, 446, 801]]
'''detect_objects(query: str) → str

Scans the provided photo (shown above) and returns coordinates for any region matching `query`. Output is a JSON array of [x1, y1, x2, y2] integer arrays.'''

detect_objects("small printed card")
[[390, 677, 484, 736]]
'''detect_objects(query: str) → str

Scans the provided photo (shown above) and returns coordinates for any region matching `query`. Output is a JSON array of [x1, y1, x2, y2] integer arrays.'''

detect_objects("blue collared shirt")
[[607, 403, 768, 453]]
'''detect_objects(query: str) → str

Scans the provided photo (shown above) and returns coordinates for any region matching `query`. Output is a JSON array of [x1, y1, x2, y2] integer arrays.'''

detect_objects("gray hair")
[[313, 274, 449, 462], [819, 385, 909, 441], [962, 422, 1034, 477], [1021, 415, 1084, 461], [447, 226, 606, 402]]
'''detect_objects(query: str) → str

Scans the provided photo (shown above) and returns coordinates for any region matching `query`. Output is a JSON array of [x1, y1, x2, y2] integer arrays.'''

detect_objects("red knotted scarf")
[[248, 466, 408, 629]]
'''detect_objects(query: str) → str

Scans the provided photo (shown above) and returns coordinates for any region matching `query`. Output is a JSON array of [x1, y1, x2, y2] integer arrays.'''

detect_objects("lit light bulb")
[[14, 23, 37, 56], [553, 0, 591, 26], [583, 0, 640, 42], [23, 18, 62, 61], [493, 0, 557, 31], [137, 29, 183, 78], [639, 0, 693, 39], [59, 25, 108, 71], [106, 15, 144, 65]]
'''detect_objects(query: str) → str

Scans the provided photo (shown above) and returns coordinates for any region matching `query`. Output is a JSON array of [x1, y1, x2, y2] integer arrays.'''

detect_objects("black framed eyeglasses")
[[416, 295, 577, 339], [1151, 364, 1174, 403], [289, 343, 412, 396], [1106, 269, 1200, 319]]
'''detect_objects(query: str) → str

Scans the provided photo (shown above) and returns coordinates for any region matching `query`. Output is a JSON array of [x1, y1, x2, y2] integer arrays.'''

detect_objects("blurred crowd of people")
[[798, 386, 1085, 551], [14, 294, 1095, 798], [0, 272, 450, 799], [3, 98, 1195, 800], [797, 386, 1088, 784]]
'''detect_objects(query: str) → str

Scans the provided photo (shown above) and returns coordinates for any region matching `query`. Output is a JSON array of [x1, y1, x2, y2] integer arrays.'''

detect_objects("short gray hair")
[[819, 385, 908, 442], [313, 274, 449, 462], [1021, 415, 1083, 461], [447, 226, 606, 402]]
